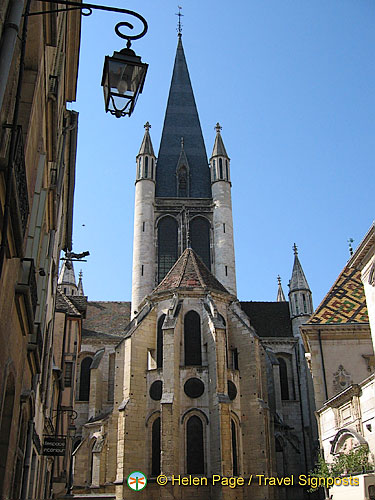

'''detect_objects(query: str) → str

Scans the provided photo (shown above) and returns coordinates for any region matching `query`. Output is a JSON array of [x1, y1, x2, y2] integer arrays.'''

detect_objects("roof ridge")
[[190, 249, 205, 288]]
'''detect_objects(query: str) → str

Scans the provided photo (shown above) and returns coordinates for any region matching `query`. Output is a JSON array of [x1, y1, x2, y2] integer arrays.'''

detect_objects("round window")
[[184, 378, 205, 398], [149, 380, 163, 401], [227, 380, 237, 401]]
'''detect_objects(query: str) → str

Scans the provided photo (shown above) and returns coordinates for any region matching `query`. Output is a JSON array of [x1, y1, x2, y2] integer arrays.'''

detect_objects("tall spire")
[[155, 36, 211, 198], [276, 275, 286, 302]]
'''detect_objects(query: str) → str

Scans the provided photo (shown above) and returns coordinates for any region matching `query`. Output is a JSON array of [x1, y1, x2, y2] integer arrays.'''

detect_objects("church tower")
[[131, 33, 238, 315]]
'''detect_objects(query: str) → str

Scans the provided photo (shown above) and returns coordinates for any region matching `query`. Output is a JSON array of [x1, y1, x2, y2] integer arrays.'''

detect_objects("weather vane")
[[176, 6, 183, 35]]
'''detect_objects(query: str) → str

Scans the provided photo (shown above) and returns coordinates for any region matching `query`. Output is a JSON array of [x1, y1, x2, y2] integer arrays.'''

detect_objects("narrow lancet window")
[[184, 311, 202, 366], [186, 416, 204, 474], [231, 420, 238, 476], [145, 156, 149, 178], [79, 357, 93, 401], [190, 217, 211, 270], [157, 315, 165, 369], [278, 357, 289, 400], [158, 216, 178, 282], [219, 158, 223, 179], [151, 417, 161, 476]]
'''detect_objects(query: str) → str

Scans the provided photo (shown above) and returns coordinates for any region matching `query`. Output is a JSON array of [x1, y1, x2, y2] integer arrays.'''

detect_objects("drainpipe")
[[0, 0, 24, 111], [317, 329, 328, 401]]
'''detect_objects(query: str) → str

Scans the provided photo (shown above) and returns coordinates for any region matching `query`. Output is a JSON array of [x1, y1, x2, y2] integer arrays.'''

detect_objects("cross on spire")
[[176, 6, 183, 36], [215, 122, 222, 133], [293, 243, 298, 256], [144, 121, 151, 131]]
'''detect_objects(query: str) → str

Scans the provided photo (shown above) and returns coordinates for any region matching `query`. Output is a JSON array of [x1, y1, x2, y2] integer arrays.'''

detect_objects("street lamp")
[[102, 45, 148, 118], [28, 0, 149, 118]]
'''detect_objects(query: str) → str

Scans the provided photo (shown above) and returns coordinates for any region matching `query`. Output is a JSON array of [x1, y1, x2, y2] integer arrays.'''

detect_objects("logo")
[[127, 471, 147, 491]]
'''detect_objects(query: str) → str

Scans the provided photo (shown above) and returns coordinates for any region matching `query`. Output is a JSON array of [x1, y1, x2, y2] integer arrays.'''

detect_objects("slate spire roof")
[[154, 247, 229, 294], [77, 270, 84, 296], [137, 121, 155, 157], [155, 36, 211, 198], [211, 123, 229, 158], [289, 244, 310, 292]]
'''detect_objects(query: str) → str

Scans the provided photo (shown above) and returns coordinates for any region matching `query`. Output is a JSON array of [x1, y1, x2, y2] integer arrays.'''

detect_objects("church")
[[65, 33, 318, 500]]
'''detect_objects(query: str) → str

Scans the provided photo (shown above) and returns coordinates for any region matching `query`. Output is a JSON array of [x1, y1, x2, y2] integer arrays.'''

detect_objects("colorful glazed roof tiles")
[[308, 266, 368, 325]]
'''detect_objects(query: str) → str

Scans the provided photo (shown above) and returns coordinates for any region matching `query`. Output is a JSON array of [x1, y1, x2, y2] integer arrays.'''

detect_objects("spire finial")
[[277, 275, 281, 285], [176, 6, 183, 36], [215, 122, 222, 133], [348, 238, 354, 256], [180, 136, 184, 149], [144, 121, 151, 131], [293, 243, 298, 256], [79, 270, 83, 279]]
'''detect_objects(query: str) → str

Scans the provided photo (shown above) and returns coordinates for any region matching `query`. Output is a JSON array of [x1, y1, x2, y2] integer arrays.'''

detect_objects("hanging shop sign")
[[43, 436, 66, 456]]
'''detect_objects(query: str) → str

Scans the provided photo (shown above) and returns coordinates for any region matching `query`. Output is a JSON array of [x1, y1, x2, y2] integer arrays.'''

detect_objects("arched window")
[[0, 374, 15, 496], [151, 158, 154, 179], [277, 357, 289, 400], [151, 417, 161, 476], [145, 156, 149, 178], [79, 357, 92, 401], [219, 158, 223, 179], [186, 416, 204, 474], [184, 311, 202, 366], [212, 160, 216, 181], [231, 420, 238, 476], [190, 217, 211, 270], [178, 166, 188, 197], [157, 315, 165, 369], [225, 160, 229, 180], [158, 216, 178, 282], [138, 158, 142, 179]]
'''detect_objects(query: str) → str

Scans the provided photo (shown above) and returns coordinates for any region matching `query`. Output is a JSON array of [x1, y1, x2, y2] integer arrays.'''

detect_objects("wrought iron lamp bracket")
[[27, 0, 148, 46]]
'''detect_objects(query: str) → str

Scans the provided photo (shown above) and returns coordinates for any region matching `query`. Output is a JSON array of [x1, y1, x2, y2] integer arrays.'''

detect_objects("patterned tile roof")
[[308, 266, 368, 325], [154, 247, 229, 294], [240, 301, 293, 337], [82, 301, 131, 338]]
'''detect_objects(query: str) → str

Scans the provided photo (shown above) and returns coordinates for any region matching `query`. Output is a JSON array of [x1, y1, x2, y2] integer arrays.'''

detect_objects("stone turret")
[[131, 122, 156, 318], [58, 258, 77, 295], [288, 243, 313, 336], [211, 123, 237, 295]]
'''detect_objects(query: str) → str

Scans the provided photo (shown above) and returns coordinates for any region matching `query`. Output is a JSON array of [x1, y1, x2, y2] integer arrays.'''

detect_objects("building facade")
[[72, 34, 317, 500], [302, 224, 375, 499], [0, 1, 81, 498]]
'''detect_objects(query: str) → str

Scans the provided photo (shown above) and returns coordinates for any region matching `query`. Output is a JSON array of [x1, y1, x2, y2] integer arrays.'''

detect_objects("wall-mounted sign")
[[43, 436, 66, 456]]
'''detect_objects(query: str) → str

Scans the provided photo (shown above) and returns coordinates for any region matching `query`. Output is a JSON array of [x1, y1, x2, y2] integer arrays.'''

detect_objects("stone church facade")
[[69, 34, 318, 500]]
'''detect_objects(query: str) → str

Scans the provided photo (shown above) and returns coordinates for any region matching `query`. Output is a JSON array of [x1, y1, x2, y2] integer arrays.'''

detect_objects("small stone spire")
[[211, 122, 229, 158], [276, 275, 286, 302], [137, 121, 155, 156], [77, 270, 84, 296], [289, 244, 310, 293], [58, 258, 77, 295]]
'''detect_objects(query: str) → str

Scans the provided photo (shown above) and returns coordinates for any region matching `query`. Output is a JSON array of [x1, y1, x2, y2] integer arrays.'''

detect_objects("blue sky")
[[70, 0, 375, 308]]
